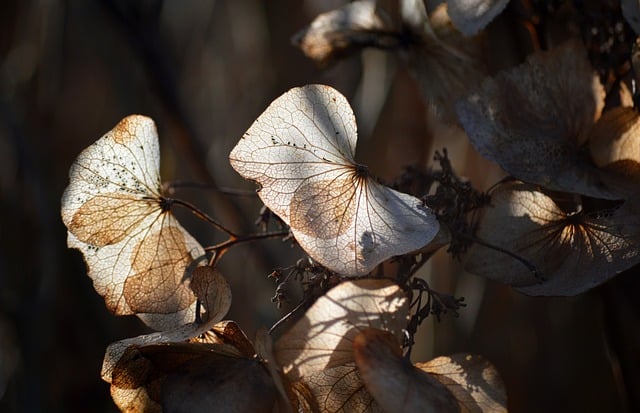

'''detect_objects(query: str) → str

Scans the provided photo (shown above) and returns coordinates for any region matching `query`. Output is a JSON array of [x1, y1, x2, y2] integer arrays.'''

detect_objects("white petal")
[[61, 115, 205, 330], [230, 85, 439, 275]]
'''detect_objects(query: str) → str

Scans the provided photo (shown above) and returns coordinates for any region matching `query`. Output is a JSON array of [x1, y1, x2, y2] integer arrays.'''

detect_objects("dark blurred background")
[[0, 0, 637, 412]]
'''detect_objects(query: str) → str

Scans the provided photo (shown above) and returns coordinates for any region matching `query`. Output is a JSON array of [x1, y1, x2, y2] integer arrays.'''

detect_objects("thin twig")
[[457, 231, 544, 281], [267, 297, 311, 335], [205, 230, 290, 254], [170, 198, 237, 237], [204, 229, 290, 267]]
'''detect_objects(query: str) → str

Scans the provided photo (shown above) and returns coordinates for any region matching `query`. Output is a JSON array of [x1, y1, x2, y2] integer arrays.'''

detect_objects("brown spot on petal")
[[124, 224, 196, 313], [70, 194, 156, 246], [111, 116, 145, 145], [289, 176, 358, 239]]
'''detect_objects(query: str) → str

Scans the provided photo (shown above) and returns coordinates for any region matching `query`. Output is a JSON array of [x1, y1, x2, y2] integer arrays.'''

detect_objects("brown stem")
[[205, 230, 290, 266], [171, 198, 237, 237], [267, 296, 312, 335]]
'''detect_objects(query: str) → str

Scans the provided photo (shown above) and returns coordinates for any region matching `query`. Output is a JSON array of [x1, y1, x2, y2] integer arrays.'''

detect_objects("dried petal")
[[61, 115, 208, 330], [103, 291, 243, 390], [589, 106, 640, 181], [464, 181, 640, 295], [196, 320, 256, 358], [353, 329, 460, 413], [456, 41, 616, 199], [293, 1, 396, 66], [229, 85, 438, 276], [111, 343, 277, 413], [294, 2, 485, 120], [297, 364, 382, 413], [189, 267, 232, 324], [103, 320, 278, 413], [418, 354, 507, 412], [274, 279, 409, 381]]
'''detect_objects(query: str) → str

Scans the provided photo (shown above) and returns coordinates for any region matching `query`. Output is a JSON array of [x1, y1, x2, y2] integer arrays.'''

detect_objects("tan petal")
[[456, 41, 616, 199], [294, 2, 485, 119], [418, 354, 507, 412], [290, 380, 320, 413], [110, 343, 277, 413], [67, 193, 155, 246], [274, 279, 409, 381], [589, 106, 640, 181], [464, 181, 640, 295], [66, 204, 204, 330], [194, 320, 256, 358], [189, 266, 232, 325], [230, 85, 438, 275], [102, 319, 282, 412], [292, 1, 395, 66], [61, 115, 207, 330], [297, 364, 383, 413], [101, 318, 237, 384], [353, 329, 460, 413]]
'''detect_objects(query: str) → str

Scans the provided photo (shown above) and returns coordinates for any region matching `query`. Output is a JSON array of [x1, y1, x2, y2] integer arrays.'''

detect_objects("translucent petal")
[[274, 279, 409, 381], [230, 85, 439, 275], [418, 354, 507, 412], [354, 329, 459, 413], [456, 42, 616, 199], [61, 115, 208, 330], [464, 181, 640, 295]]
